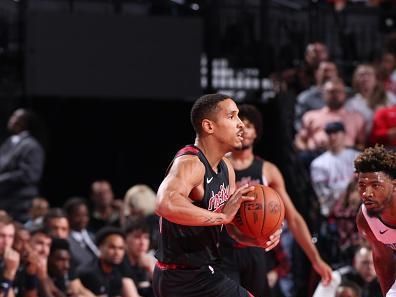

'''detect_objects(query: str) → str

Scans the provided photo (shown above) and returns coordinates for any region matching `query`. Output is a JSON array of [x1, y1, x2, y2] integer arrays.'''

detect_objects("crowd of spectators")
[[3, 28, 396, 297]]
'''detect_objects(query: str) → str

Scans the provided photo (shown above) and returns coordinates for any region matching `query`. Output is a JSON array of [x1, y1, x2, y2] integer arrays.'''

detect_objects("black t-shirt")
[[78, 259, 124, 297], [49, 263, 77, 292], [121, 257, 153, 297], [155, 145, 230, 267]]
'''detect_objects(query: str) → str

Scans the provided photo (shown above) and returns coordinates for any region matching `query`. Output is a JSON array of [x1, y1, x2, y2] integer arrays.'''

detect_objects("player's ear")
[[201, 119, 214, 134]]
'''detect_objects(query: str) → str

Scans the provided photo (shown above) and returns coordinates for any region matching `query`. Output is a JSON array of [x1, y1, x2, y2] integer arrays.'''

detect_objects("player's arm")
[[224, 158, 281, 251], [156, 155, 252, 226], [356, 209, 396, 295], [265, 162, 332, 285]]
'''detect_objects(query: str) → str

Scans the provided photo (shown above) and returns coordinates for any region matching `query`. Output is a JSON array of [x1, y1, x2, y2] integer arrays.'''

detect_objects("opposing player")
[[355, 145, 396, 296], [222, 104, 332, 296], [153, 94, 281, 297]]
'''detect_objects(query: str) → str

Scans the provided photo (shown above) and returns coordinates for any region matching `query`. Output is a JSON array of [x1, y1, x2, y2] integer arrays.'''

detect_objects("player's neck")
[[194, 137, 226, 170], [229, 146, 254, 170]]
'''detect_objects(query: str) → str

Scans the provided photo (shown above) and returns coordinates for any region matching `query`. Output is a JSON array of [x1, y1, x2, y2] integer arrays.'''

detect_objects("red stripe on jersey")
[[175, 145, 199, 158]]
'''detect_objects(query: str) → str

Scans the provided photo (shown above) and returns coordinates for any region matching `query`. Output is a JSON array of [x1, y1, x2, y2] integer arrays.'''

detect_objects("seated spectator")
[[346, 64, 396, 136], [89, 180, 123, 233], [47, 238, 95, 297], [77, 227, 139, 297], [12, 224, 30, 259], [275, 41, 329, 95], [0, 212, 20, 297], [310, 122, 360, 217], [294, 61, 339, 131], [329, 179, 364, 266], [377, 34, 396, 95], [342, 246, 381, 297], [24, 197, 49, 232], [369, 104, 396, 148], [124, 220, 156, 297], [295, 78, 365, 166], [43, 208, 70, 239], [313, 246, 380, 297], [64, 197, 99, 270], [335, 280, 362, 297], [123, 184, 159, 250]]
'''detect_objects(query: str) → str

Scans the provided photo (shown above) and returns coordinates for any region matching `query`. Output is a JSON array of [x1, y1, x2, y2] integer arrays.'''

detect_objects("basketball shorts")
[[153, 262, 253, 297]]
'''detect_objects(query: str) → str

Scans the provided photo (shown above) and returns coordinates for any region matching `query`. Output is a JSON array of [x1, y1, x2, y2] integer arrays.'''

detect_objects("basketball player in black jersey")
[[153, 94, 282, 297], [222, 104, 332, 297], [355, 145, 396, 297]]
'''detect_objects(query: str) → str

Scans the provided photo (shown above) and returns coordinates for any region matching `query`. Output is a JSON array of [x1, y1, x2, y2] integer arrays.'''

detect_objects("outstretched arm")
[[265, 162, 332, 285]]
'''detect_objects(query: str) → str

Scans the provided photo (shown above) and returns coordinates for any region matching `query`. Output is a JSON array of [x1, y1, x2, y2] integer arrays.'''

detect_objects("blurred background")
[[2, 1, 396, 296], [1, 0, 393, 202]]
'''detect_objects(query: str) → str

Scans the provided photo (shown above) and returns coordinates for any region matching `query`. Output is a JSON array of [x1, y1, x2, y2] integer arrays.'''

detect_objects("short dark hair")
[[63, 197, 88, 217], [190, 93, 231, 134], [30, 226, 51, 237], [0, 212, 13, 226], [336, 280, 362, 297], [50, 238, 70, 256], [237, 104, 263, 141], [124, 219, 150, 236], [354, 145, 396, 179], [43, 208, 67, 226], [95, 227, 125, 246]]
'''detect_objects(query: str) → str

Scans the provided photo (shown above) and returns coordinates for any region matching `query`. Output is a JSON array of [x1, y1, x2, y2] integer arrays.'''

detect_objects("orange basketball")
[[233, 185, 285, 241]]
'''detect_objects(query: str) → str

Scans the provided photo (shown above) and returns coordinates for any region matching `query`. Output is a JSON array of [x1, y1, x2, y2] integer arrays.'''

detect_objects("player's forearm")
[[156, 194, 227, 226], [288, 215, 321, 264]]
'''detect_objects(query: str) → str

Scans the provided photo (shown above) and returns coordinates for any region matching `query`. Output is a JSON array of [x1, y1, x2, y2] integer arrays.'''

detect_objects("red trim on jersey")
[[156, 261, 198, 270], [247, 291, 254, 297], [175, 145, 199, 158]]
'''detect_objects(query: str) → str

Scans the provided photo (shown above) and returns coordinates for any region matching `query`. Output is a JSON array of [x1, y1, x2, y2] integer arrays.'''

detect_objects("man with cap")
[[310, 121, 361, 217]]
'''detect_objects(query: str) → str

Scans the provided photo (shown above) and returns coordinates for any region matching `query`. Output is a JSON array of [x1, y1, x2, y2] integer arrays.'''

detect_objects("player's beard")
[[367, 192, 393, 217]]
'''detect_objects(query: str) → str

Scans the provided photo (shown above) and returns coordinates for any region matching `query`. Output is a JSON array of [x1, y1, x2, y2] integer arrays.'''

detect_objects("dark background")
[[0, 0, 394, 207]]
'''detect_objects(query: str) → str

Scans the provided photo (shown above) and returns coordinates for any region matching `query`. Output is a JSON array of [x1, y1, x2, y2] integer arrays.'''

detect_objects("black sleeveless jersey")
[[155, 145, 230, 267], [235, 157, 265, 188]]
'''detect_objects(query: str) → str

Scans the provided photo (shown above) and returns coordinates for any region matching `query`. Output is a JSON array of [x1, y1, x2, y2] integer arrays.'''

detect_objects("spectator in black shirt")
[[124, 220, 156, 297], [77, 227, 139, 297], [47, 238, 95, 297]]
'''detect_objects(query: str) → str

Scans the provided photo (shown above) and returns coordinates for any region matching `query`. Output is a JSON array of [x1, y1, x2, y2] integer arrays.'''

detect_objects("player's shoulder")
[[172, 154, 205, 172], [263, 160, 280, 175], [222, 156, 233, 167]]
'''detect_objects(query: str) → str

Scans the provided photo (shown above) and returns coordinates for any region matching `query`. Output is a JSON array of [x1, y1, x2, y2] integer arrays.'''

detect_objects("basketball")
[[233, 185, 285, 241]]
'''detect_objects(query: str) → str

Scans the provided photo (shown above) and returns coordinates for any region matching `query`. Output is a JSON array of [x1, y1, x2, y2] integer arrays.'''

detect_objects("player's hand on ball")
[[262, 227, 282, 252], [222, 185, 255, 224]]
